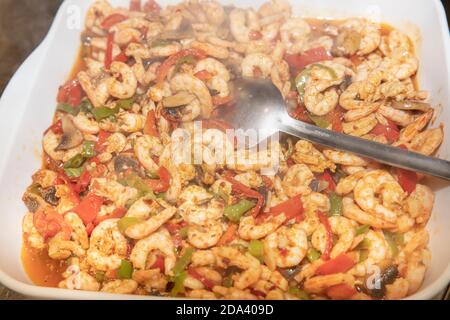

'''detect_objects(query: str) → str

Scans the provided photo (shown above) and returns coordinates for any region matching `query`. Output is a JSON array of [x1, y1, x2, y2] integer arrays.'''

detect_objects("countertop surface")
[[0, 0, 449, 301]]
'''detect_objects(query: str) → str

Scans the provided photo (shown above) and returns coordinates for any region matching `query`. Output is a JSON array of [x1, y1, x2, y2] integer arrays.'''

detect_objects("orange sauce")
[[22, 238, 66, 287]]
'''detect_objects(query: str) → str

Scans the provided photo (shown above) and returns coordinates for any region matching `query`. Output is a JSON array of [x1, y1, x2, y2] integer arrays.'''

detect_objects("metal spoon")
[[222, 78, 450, 180]]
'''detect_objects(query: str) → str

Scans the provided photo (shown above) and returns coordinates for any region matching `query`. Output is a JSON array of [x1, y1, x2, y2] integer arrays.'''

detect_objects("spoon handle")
[[279, 115, 450, 180]]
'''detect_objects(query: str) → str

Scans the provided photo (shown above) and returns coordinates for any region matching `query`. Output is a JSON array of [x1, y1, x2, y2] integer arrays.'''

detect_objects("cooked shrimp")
[[264, 224, 308, 269], [280, 18, 311, 54], [304, 84, 339, 116], [170, 73, 213, 118], [323, 150, 368, 166], [134, 135, 164, 173], [187, 220, 224, 249], [342, 197, 396, 229], [87, 219, 128, 271], [342, 114, 378, 137], [398, 110, 433, 143], [238, 214, 286, 241], [108, 62, 137, 99], [101, 279, 138, 294], [354, 170, 405, 223], [404, 184, 434, 224], [281, 164, 314, 197], [312, 216, 355, 259], [241, 53, 274, 78], [78, 71, 110, 108], [408, 127, 443, 156], [342, 18, 381, 56], [130, 228, 176, 275]]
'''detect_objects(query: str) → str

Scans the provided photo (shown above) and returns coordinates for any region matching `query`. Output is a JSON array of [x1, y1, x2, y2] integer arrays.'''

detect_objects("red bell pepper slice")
[[74, 170, 92, 194], [166, 221, 187, 248], [143, 0, 161, 14], [156, 48, 207, 84], [370, 119, 400, 144], [217, 223, 237, 246], [143, 110, 159, 137], [101, 13, 128, 29], [328, 105, 344, 133], [95, 130, 111, 153], [55, 172, 81, 204], [320, 171, 336, 193], [194, 70, 213, 81], [71, 193, 104, 225], [188, 267, 215, 290], [145, 166, 171, 193], [105, 32, 115, 69], [269, 194, 304, 222], [317, 211, 333, 261], [33, 211, 71, 241], [285, 47, 332, 75], [57, 79, 83, 107], [225, 175, 265, 217], [326, 283, 357, 300], [150, 255, 166, 273], [315, 253, 356, 276], [130, 0, 141, 11]]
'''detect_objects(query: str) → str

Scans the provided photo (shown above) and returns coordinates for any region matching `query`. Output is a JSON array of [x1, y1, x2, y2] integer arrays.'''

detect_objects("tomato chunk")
[[285, 47, 332, 75], [57, 80, 83, 107], [370, 119, 400, 143], [71, 193, 104, 225]]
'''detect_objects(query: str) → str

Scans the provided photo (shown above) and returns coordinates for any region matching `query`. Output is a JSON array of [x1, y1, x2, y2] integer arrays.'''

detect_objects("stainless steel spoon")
[[222, 78, 450, 180]]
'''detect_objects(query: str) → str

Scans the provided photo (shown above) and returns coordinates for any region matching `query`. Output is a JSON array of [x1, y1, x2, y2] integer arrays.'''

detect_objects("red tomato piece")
[[285, 47, 332, 75], [150, 255, 166, 273], [71, 193, 104, 225], [320, 171, 336, 193], [57, 80, 83, 107], [315, 253, 356, 276], [143, 110, 159, 137], [74, 171, 92, 194], [370, 119, 400, 143], [249, 30, 262, 40], [95, 130, 112, 153], [269, 194, 304, 221]]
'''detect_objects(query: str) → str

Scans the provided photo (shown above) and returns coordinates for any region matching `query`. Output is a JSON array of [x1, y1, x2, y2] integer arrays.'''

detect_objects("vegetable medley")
[[22, 0, 441, 300]]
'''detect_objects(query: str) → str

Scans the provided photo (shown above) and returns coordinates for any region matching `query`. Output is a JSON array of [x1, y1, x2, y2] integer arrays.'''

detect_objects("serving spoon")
[[222, 78, 450, 180]]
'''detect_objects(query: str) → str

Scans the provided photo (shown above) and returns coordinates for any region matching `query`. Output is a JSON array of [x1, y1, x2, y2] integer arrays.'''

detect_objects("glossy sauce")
[[22, 237, 66, 287]]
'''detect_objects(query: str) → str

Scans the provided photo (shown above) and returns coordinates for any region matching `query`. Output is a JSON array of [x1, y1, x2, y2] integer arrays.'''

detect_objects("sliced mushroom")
[[114, 155, 140, 173], [162, 92, 196, 108], [55, 115, 84, 151], [22, 192, 51, 213]]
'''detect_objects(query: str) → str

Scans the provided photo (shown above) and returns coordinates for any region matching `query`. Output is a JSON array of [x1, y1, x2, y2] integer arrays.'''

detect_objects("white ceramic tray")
[[0, 0, 449, 300]]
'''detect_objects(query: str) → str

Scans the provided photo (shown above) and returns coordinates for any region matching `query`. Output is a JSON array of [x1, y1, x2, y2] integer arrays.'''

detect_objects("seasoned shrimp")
[[78, 71, 111, 108], [404, 184, 434, 224], [134, 135, 164, 173], [91, 178, 138, 208], [335, 170, 366, 195], [212, 246, 262, 289], [117, 112, 145, 133], [108, 62, 138, 99], [22, 213, 45, 250], [291, 140, 336, 173], [280, 18, 311, 54], [398, 110, 433, 143], [323, 150, 368, 166], [281, 164, 314, 197], [85, 0, 113, 30], [312, 216, 355, 259], [187, 220, 224, 249], [194, 58, 231, 97], [241, 53, 274, 78], [342, 18, 381, 56], [238, 214, 286, 241], [408, 127, 443, 156], [378, 105, 414, 127], [87, 219, 128, 271], [342, 114, 378, 137], [130, 228, 176, 275], [342, 197, 396, 229], [229, 9, 252, 43], [351, 230, 390, 276], [101, 279, 138, 294], [304, 84, 339, 116], [125, 200, 177, 240], [59, 263, 100, 291], [170, 74, 213, 118], [354, 170, 405, 223], [73, 112, 100, 134], [264, 224, 308, 269]]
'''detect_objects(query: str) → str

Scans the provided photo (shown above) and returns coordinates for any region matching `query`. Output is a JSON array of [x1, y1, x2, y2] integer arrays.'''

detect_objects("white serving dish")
[[0, 0, 449, 300]]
